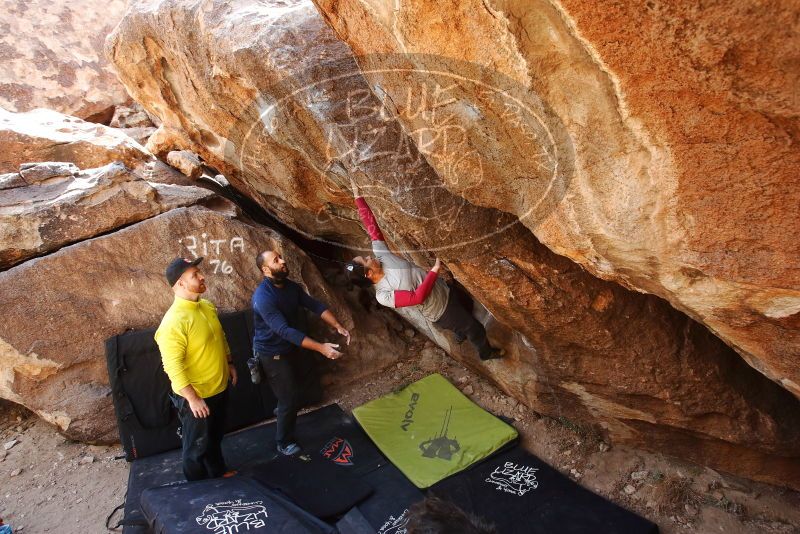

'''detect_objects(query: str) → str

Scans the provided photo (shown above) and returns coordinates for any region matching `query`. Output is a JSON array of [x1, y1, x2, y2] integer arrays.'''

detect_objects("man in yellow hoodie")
[[154, 257, 238, 481]]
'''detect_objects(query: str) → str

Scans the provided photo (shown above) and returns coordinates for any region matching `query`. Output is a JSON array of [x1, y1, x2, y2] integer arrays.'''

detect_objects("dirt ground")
[[1, 338, 799, 533]]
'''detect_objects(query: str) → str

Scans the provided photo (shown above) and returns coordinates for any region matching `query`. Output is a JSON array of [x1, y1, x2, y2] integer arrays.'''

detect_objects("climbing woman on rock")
[[345, 179, 504, 361]]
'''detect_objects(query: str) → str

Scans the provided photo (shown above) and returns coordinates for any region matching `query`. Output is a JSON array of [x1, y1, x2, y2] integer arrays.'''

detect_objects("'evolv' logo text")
[[401, 393, 420, 431]]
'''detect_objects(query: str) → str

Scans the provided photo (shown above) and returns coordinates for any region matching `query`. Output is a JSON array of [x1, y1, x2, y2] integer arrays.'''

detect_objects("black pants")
[[256, 350, 298, 447], [434, 293, 493, 360], [171, 388, 228, 481]]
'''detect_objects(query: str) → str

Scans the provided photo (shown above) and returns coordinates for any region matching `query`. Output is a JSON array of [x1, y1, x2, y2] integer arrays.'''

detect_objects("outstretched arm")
[[351, 178, 385, 241], [254, 294, 343, 359], [297, 288, 351, 346]]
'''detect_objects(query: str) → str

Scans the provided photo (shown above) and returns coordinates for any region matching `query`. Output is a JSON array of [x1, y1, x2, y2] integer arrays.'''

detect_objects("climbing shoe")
[[277, 442, 301, 456]]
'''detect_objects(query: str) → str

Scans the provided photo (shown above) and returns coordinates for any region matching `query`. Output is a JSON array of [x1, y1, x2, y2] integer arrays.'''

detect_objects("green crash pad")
[[353, 373, 518, 488]]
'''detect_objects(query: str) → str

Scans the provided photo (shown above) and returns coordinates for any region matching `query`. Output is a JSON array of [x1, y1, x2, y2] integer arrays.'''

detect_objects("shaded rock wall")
[[107, 0, 800, 488], [0, 0, 132, 122]]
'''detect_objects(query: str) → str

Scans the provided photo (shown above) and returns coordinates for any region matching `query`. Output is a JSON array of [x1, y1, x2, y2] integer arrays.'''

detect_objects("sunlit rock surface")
[[312, 0, 800, 399], [106, 0, 800, 488], [0, 0, 131, 122]]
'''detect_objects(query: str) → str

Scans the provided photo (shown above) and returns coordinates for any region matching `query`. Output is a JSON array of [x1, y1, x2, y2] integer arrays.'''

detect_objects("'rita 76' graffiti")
[[179, 234, 245, 275]]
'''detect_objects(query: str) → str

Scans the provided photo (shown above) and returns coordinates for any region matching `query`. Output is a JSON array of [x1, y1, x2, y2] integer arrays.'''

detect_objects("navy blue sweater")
[[252, 277, 328, 355]]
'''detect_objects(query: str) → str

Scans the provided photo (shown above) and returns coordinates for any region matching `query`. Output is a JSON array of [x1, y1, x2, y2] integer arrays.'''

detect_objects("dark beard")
[[270, 269, 289, 284]]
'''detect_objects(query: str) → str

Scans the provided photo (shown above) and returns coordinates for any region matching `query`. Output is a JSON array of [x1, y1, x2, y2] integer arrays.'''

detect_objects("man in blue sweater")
[[252, 249, 350, 455]]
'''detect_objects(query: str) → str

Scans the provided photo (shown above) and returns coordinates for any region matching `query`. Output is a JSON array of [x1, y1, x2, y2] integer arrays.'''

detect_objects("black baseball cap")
[[166, 257, 203, 287]]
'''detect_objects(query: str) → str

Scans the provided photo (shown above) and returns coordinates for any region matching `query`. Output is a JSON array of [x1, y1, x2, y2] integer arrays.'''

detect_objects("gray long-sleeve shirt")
[[372, 240, 450, 322]]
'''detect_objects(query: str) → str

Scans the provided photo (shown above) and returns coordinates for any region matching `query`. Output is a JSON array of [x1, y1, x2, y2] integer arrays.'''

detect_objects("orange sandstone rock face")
[[0, 0, 132, 122], [311, 0, 800, 398], [107, 0, 800, 488]]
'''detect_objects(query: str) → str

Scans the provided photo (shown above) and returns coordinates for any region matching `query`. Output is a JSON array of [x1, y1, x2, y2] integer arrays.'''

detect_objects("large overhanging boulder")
[[0, 161, 214, 269], [310, 0, 800, 398], [106, 0, 800, 488], [0, 0, 131, 123], [0, 204, 402, 443]]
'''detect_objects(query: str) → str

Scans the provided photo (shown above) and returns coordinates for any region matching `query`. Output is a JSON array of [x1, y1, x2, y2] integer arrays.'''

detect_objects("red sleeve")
[[394, 270, 439, 308], [355, 197, 385, 241]]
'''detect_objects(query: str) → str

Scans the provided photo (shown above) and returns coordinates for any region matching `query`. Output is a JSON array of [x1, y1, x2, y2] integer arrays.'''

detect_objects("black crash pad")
[[106, 309, 277, 461], [121, 448, 185, 533], [430, 445, 659, 534], [219, 403, 387, 476], [338, 464, 425, 534], [245, 454, 373, 518], [335, 508, 375, 534], [121, 404, 385, 533], [140, 476, 334, 534]]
